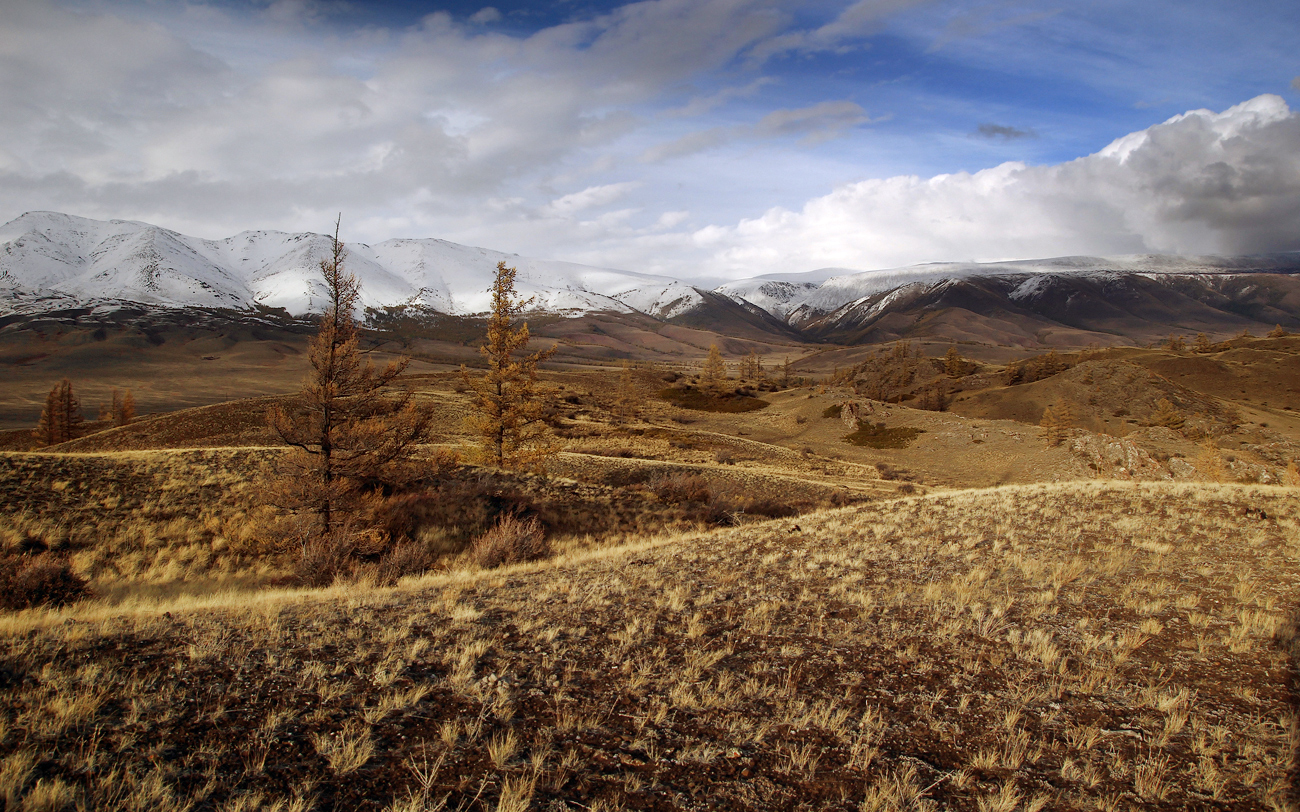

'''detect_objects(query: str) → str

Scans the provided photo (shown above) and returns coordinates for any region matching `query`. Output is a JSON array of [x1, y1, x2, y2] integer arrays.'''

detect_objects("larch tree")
[[1152, 398, 1185, 432], [613, 360, 640, 423], [1040, 404, 1069, 446], [119, 391, 136, 426], [700, 344, 726, 394], [461, 261, 557, 470], [101, 389, 136, 426], [268, 218, 433, 534], [944, 347, 965, 377], [34, 379, 84, 446]]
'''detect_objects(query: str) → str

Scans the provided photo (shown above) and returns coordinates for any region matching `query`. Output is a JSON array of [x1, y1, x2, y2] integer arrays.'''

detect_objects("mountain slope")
[[798, 272, 1300, 347]]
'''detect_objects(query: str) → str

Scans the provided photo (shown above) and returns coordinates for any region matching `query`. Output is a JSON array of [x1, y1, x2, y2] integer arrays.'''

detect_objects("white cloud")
[[755, 101, 871, 144], [545, 182, 640, 216], [681, 95, 1300, 278], [640, 100, 870, 161], [665, 78, 774, 118], [750, 0, 931, 61], [639, 128, 732, 162], [469, 7, 503, 25]]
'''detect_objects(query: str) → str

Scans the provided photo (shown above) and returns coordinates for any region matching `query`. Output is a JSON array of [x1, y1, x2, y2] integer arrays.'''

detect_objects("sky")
[[1, 0, 1299, 283]]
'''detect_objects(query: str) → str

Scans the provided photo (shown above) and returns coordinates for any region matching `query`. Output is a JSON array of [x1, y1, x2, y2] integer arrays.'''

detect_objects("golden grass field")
[[1, 482, 1297, 811], [1, 336, 1298, 810]]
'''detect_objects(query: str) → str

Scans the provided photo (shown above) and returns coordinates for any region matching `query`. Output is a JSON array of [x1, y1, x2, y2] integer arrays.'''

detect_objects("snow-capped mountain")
[[718, 254, 1300, 327], [3, 212, 1298, 347], [0, 212, 703, 319]]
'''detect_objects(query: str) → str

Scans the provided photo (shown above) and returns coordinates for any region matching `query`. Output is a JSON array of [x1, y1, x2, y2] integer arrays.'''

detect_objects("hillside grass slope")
[[1, 481, 1297, 811]]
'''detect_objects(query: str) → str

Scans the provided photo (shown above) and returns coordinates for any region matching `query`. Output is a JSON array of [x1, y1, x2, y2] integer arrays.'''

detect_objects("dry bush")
[[470, 515, 550, 569], [376, 481, 531, 544], [0, 553, 91, 610], [371, 541, 437, 586], [294, 528, 358, 587], [652, 473, 712, 504]]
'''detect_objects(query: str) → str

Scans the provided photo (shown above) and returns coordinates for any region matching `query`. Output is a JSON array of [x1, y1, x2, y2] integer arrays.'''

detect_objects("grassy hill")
[[1, 481, 1297, 810]]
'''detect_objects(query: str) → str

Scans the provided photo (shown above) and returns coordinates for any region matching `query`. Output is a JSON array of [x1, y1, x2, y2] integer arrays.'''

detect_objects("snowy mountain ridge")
[[3, 212, 1299, 328], [0, 212, 704, 320]]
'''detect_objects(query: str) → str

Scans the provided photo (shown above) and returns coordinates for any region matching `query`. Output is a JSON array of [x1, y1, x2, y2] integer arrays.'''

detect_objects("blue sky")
[[2, 0, 1298, 280]]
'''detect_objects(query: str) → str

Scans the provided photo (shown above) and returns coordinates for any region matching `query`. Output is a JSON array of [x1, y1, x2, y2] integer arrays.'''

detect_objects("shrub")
[[740, 497, 802, 518], [658, 387, 770, 413], [0, 553, 92, 610], [295, 528, 358, 587], [471, 515, 550, 570], [652, 473, 712, 504], [372, 541, 437, 586], [844, 423, 924, 449]]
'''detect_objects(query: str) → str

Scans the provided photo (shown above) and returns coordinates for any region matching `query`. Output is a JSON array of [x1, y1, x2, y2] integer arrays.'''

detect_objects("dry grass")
[[0, 480, 1296, 810]]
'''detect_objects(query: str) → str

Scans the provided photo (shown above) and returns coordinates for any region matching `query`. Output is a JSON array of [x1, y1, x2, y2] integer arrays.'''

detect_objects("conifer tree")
[[119, 391, 136, 426], [1268, 324, 1288, 338], [944, 346, 964, 377], [1056, 400, 1074, 435], [102, 389, 136, 426], [613, 360, 640, 423], [1040, 405, 1061, 446], [700, 344, 726, 394], [780, 356, 792, 388], [269, 218, 432, 533], [1152, 398, 1185, 432], [33, 379, 84, 446], [461, 261, 557, 470], [1040, 401, 1073, 446], [1198, 440, 1228, 482]]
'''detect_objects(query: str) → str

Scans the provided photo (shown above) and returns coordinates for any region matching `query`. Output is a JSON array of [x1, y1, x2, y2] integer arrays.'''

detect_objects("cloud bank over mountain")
[[689, 95, 1300, 277]]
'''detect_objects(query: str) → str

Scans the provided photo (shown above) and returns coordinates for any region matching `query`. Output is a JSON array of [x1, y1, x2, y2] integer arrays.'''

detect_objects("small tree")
[[1040, 405, 1062, 446], [780, 356, 792, 388], [101, 389, 136, 426], [737, 349, 763, 382], [1193, 333, 1211, 353], [1198, 440, 1227, 482], [613, 360, 640, 423], [33, 379, 84, 446], [1268, 324, 1288, 338], [269, 218, 432, 534], [1041, 401, 1073, 447], [119, 391, 136, 426], [700, 344, 726, 394], [1167, 334, 1186, 352], [943, 346, 964, 377], [1152, 398, 1185, 432], [461, 261, 557, 470]]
